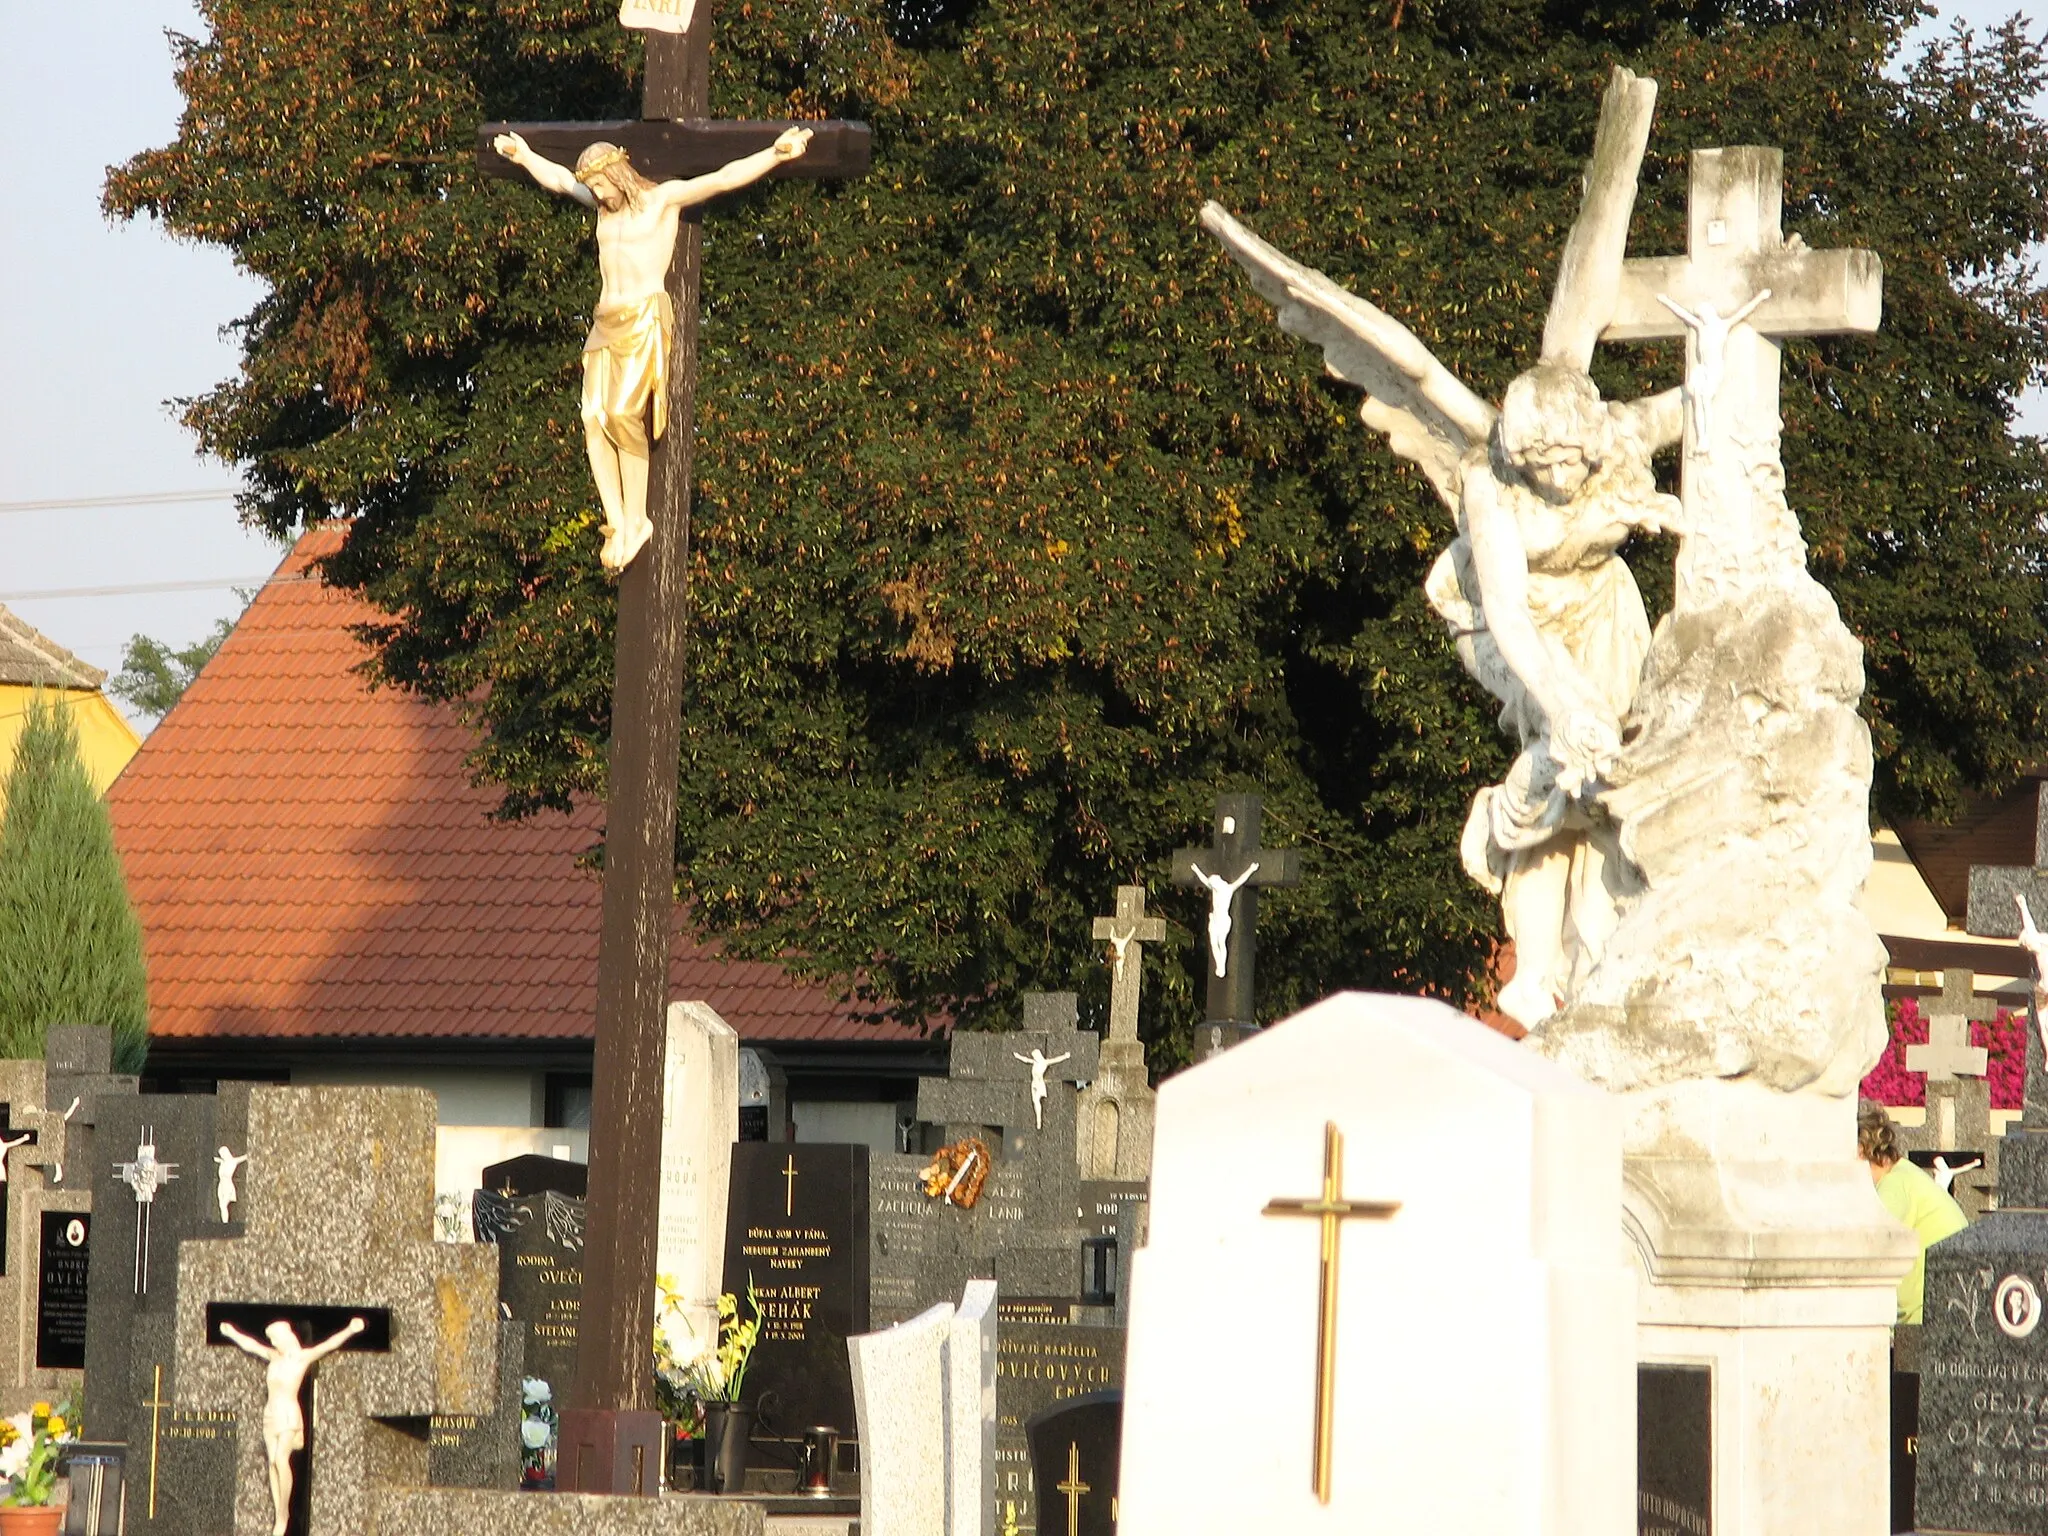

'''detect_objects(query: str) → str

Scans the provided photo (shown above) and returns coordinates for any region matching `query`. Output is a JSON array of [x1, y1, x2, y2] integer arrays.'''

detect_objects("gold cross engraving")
[[1057, 1441, 1091, 1535], [782, 1155, 799, 1217], [1261, 1120, 1401, 1505], [143, 1362, 172, 1516]]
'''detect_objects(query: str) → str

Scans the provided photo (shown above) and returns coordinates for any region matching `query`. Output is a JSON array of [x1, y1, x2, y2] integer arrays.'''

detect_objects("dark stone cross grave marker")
[[82, 1087, 251, 1536], [1897, 969, 1999, 1219], [1171, 793, 1302, 1062], [0, 1027, 137, 1412], [172, 1087, 499, 1536], [475, 0, 872, 1493]]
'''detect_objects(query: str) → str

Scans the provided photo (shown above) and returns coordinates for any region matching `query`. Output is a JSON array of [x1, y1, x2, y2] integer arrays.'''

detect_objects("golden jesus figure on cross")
[[492, 126, 812, 573]]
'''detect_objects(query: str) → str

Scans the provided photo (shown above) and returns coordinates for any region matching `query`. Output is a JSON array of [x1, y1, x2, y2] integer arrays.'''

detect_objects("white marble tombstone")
[[946, 1279, 997, 1536], [655, 999, 739, 1356], [850, 1301, 954, 1536], [1119, 992, 1635, 1535]]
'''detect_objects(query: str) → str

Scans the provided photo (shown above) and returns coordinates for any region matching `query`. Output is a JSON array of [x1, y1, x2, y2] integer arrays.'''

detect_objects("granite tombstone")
[[721, 1141, 869, 1439], [1024, 1391, 1120, 1536], [474, 1189, 584, 1395]]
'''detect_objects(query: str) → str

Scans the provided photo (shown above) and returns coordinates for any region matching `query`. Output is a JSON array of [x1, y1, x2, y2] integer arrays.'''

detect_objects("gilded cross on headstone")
[[1261, 1120, 1400, 1505], [1056, 1442, 1090, 1536], [781, 1154, 800, 1217], [142, 1362, 171, 1518], [1093, 885, 1167, 1045]]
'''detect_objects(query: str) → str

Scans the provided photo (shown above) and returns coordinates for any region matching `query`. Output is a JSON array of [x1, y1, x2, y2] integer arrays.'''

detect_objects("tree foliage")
[[107, 0, 2048, 1059], [0, 696, 151, 1070], [110, 615, 238, 721]]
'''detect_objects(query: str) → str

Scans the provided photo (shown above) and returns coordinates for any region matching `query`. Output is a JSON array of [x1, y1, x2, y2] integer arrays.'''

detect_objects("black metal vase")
[[702, 1402, 755, 1494]]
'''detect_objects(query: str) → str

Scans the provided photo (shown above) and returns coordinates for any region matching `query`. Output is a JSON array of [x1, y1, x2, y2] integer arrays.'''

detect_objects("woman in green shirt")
[[1858, 1100, 1968, 1325]]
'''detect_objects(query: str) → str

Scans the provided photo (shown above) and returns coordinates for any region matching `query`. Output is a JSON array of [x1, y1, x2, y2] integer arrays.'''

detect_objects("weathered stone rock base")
[[369, 1489, 765, 1536], [1623, 1080, 1914, 1536]]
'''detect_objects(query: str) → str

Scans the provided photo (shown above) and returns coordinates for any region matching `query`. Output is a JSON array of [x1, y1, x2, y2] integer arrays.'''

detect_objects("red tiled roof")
[[107, 525, 920, 1044]]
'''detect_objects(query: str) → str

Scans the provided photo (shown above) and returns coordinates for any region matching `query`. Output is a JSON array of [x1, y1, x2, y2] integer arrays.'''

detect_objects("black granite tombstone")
[[478, 1154, 587, 1199], [722, 1142, 870, 1438], [1025, 1391, 1122, 1536], [1638, 1364, 1711, 1536], [996, 1322, 1124, 1536], [1893, 1326, 1921, 1535], [82, 1090, 244, 1536], [473, 1189, 584, 1393]]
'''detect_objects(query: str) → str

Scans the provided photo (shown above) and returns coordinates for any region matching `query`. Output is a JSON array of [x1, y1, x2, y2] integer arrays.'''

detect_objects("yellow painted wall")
[[0, 685, 141, 813]]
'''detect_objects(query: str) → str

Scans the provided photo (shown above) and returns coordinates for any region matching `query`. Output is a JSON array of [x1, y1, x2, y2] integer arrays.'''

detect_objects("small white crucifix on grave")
[[0, 1130, 33, 1185], [1013, 1048, 1073, 1131], [215, 1145, 249, 1224], [115, 1130, 179, 1295]]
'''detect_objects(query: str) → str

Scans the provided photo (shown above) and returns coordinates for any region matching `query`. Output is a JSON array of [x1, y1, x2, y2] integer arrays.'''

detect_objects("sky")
[[1, 3, 2042, 731]]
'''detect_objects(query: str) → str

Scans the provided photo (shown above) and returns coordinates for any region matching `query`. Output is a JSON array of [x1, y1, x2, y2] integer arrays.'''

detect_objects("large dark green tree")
[[0, 696, 151, 1070], [107, 0, 2048, 1061]]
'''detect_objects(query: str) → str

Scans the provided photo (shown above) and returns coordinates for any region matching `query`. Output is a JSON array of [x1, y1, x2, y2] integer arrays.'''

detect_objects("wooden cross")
[[474, 6, 870, 1481], [1603, 147, 1882, 605], [1907, 969, 1997, 1085], [1056, 1442, 1091, 1536], [1261, 1120, 1400, 1506], [1171, 793, 1301, 1058], [1093, 885, 1167, 1045]]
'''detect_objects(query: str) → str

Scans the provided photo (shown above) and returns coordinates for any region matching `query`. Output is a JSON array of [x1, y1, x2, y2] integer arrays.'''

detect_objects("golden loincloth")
[[581, 292, 675, 448]]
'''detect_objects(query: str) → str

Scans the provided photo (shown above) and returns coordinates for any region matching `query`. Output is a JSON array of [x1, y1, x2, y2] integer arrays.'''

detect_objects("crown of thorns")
[[574, 146, 631, 183]]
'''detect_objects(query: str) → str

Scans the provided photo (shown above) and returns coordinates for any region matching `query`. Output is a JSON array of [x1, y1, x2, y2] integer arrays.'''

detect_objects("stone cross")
[[1093, 886, 1167, 1045], [475, 5, 871, 1489], [1170, 793, 1302, 1060], [1259, 1121, 1400, 1506], [1604, 147, 1882, 605], [1906, 970, 1996, 1086], [174, 1087, 498, 1536]]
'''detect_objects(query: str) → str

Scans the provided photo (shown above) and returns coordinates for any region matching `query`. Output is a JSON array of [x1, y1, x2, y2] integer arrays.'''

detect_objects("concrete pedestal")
[[1621, 1081, 1915, 1536]]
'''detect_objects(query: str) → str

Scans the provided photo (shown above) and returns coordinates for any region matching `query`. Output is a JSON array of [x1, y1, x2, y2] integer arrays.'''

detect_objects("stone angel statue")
[[1203, 69, 1683, 1028]]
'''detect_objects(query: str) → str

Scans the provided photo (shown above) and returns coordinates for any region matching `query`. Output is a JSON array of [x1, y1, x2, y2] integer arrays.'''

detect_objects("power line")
[[0, 574, 289, 602], [0, 489, 240, 514]]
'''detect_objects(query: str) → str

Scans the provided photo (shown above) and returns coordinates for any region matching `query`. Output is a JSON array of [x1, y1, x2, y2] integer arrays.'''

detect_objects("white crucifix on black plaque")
[[1172, 793, 1301, 1059], [115, 1129, 179, 1295]]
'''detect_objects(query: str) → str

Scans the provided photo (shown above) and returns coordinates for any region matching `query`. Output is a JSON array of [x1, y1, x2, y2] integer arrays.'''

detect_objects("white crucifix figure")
[[0, 1132, 32, 1184], [215, 1146, 250, 1223], [217, 1316, 367, 1536], [1605, 147, 1883, 607], [1653, 287, 1771, 449], [1013, 1049, 1073, 1130], [115, 1131, 180, 1295], [1932, 1154, 1984, 1195], [1189, 862, 1261, 979], [2017, 895, 2048, 1066]]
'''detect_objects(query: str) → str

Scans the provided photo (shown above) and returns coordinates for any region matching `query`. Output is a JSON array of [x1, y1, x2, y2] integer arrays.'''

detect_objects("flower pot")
[[0, 1507, 62, 1536], [702, 1402, 755, 1495]]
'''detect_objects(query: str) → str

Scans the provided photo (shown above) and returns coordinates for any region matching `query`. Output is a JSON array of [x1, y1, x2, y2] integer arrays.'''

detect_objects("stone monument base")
[[370, 1489, 762, 1535], [1622, 1080, 1914, 1536]]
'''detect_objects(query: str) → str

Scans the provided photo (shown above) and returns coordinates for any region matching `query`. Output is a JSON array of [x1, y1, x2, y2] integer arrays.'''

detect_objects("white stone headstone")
[[656, 999, 739, 1357], [1119, 992, 1635, 1536], [946, 1279, 998, 1536], [850, 1301, 954, 1536]]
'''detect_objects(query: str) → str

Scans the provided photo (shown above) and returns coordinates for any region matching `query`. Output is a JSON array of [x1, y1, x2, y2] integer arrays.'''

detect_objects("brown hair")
[[1857, 1100, 1902, 1167]]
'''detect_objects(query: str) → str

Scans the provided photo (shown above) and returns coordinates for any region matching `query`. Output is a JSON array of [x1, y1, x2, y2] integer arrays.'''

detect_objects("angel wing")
[[1201, 202, 1496, 512]]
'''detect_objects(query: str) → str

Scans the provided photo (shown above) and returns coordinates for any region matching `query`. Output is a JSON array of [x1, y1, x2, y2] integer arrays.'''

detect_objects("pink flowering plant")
[[1861, 995, 2027, 1108]]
